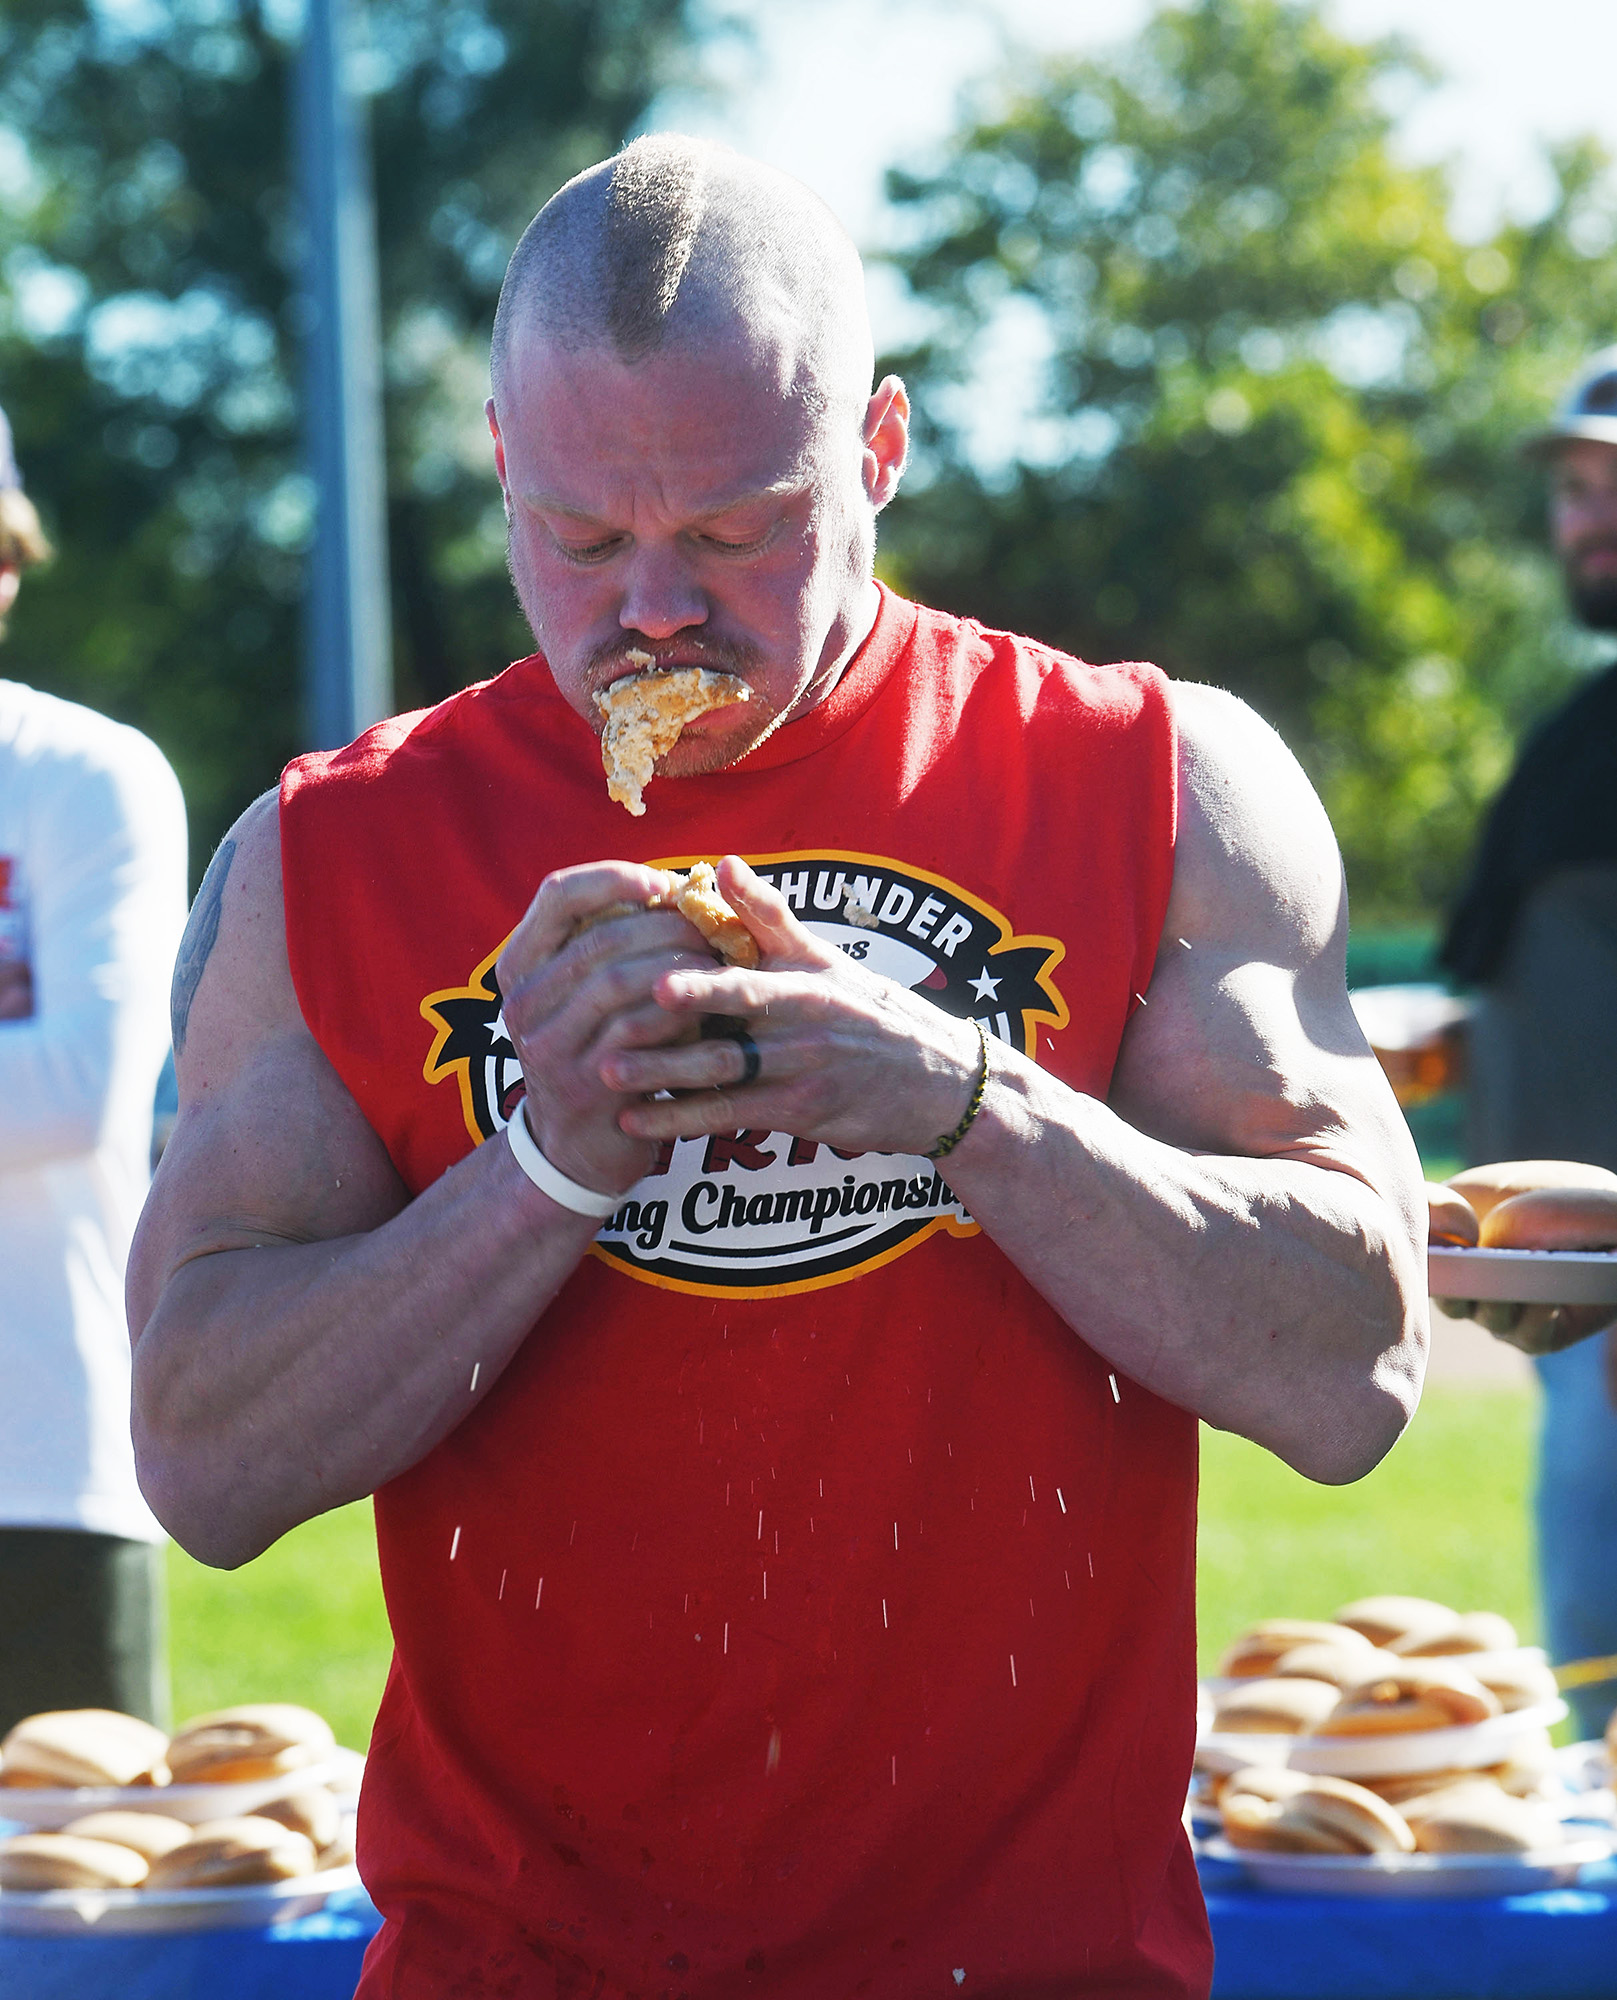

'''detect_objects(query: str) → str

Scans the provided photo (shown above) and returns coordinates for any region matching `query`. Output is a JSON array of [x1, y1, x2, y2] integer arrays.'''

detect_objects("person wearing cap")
[[1442, 349, 1617, 1736], [0, 404, 189, 1731]]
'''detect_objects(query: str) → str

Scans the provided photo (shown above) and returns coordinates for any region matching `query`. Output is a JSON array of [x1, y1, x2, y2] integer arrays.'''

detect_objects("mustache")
[[588, 632, 763, 684]]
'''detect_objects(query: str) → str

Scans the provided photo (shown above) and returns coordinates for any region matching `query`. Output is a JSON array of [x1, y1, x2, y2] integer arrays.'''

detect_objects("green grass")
[[165, 1386, 1538, 1745], [167, 1502, 390, 1750], [1198, 1384, 1536, 1670]]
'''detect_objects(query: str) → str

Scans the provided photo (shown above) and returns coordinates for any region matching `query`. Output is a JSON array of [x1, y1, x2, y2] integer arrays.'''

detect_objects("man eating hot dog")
[[129, 136, 1428, 1998]]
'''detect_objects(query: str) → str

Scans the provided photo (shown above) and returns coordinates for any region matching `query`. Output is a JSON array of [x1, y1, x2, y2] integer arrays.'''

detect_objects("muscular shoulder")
[[1166, 680, 1344, 970], [170, 790, 296, 1077]]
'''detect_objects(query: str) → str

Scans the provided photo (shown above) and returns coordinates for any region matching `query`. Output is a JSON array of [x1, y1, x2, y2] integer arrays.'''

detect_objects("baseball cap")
[[0, 406, 18, 491], [1523, 346, 1617, 458]]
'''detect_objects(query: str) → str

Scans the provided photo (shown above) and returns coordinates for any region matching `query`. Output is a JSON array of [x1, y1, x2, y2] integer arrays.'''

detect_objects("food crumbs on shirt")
[[953, 1973, 966, 1987]]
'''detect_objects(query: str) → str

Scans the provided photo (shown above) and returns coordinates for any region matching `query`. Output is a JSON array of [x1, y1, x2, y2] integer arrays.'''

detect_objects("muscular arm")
[[128, 796, 710, 1567], [611, 685, 1426, 1483], [945, 685, 1425, 1480]]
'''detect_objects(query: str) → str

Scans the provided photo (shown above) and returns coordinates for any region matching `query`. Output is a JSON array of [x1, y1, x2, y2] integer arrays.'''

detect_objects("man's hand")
[[0, 958, 32, 1020], [1433, 1293, 1617, 1356], [595, 857, 983, 1158], [494, 860, 747, 1194]]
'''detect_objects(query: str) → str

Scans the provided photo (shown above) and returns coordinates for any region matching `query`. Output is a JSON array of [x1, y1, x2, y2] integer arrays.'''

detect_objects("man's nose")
[[618, 545, 707, 639]]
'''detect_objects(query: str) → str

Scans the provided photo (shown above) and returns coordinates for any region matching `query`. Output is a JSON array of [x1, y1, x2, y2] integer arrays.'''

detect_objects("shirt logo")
[[421, 851, 1067, 1298]]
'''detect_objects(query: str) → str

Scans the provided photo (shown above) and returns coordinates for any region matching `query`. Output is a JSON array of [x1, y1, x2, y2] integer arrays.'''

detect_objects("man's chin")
[[658, 712, 786, 780]]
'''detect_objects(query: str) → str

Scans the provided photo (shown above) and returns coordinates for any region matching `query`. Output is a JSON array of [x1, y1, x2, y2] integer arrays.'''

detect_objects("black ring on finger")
[[734, 1029, 761, 1088]]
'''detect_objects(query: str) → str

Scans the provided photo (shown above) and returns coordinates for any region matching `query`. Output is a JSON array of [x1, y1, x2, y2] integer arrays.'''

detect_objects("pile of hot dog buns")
[[0, 1704, 353, 1892], [1207, 1596, 1570, 1857], [1427, 1160, 1617, 1252]]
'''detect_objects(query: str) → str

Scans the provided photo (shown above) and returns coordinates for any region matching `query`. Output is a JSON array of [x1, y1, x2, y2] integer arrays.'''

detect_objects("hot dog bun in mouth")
[[595, 659, 751, 817]]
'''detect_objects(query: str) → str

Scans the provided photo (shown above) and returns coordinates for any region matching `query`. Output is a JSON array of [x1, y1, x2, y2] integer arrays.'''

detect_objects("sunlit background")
[[2, 0, 1604, 1740]]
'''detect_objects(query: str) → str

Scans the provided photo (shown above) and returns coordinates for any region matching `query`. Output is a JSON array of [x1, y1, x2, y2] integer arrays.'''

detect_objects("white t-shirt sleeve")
[[0, 725, 188, 1174]]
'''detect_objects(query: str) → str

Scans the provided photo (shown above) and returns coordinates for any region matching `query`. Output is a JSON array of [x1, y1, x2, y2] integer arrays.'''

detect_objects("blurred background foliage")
[[0, 0, 699, 874], [0, 0, 1613, 921], [878, 0, 1617, 921]]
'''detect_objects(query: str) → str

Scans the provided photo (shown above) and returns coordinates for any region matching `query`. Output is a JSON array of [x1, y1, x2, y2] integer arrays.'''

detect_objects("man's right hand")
[[494, 861, 720, 1196]]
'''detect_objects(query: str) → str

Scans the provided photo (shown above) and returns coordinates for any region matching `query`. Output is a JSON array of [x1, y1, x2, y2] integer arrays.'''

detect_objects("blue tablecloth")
[[1207, 1858, 1617, 2000], [10, 1870, 1617, 1998], [0, 1884, 380, 1999]]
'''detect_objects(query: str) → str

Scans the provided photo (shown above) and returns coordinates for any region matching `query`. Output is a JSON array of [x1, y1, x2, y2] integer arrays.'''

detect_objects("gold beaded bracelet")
[[926, 1019, 990, 1161]]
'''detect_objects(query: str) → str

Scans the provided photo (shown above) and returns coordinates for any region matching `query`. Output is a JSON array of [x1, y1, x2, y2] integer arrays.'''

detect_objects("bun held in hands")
[[1479, 1187, 1617, 1252]]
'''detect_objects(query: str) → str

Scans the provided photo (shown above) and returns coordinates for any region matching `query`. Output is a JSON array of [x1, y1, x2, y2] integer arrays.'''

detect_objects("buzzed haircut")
[[490, 135, 874, 424], [599, 140, 707, 360]]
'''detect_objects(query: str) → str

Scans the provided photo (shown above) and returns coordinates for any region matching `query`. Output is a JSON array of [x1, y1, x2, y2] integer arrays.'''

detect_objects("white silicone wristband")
[[505, 1106, 621, 1218]]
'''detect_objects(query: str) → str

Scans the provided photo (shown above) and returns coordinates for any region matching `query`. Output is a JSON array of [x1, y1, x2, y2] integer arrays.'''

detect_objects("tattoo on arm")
[[170, 838, 237, 1054]]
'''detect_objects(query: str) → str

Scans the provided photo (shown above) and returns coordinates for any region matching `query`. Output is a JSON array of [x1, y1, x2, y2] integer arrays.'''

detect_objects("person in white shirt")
[[0, 404, 188, 1731]]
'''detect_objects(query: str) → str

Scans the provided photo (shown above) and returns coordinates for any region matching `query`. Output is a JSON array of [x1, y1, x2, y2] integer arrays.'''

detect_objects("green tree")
[[0, 0, 698, 875], [880, 0, 1617, 921]]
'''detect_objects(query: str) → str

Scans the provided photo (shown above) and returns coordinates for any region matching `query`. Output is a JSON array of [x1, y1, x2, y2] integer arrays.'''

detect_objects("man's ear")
[[862, 376, 909, 511], [486, 399, 511, 514]]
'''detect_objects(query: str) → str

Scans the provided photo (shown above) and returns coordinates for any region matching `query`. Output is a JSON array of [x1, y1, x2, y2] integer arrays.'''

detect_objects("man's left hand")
[[605, 857, 982, 1158]]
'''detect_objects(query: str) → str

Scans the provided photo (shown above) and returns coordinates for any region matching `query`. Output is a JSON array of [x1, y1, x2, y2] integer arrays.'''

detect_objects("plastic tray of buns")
[[0, 1860, 360, 1934], [1428, 1245, 1617, 1306], [1199, 1833, 1613, 1899], [0, 1757, 343, 1833], [1198, 1699, 1567, 1780]]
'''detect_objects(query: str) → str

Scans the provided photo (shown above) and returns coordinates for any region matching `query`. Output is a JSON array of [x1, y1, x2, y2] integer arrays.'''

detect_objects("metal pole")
[[294, 0, 392, 750]]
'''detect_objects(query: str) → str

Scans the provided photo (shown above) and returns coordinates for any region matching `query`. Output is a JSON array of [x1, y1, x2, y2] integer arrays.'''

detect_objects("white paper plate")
[[1429, 1245, 1617, 1306], [1199, 1701, 1567, 1781], [1289, 1701, 1568, 1778], [1201, 1651, 1545, 1701], [0, 1757, 343, 1832], [0, 1863, 361, 1935], [1200, 1834, 1613, 1899]]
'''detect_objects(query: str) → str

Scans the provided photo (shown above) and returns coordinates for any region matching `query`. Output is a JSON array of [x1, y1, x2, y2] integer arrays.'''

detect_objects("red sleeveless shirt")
[[280, 588, 1209, 1999]]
